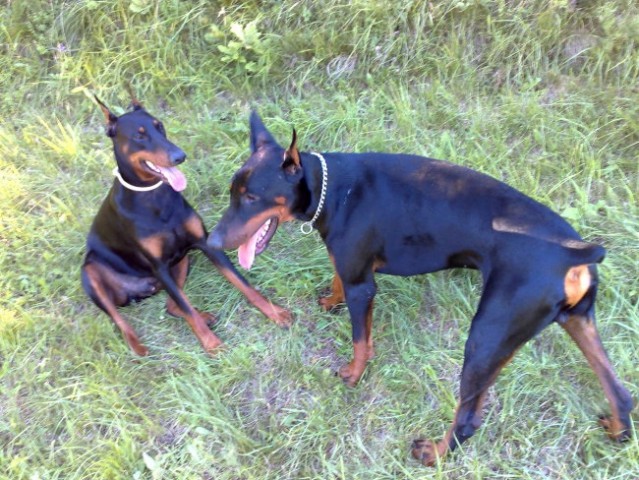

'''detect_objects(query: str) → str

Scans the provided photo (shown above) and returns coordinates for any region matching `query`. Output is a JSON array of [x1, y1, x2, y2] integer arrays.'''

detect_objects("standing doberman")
[[207, 112, 634, 465], [82, 99, 291, 357]]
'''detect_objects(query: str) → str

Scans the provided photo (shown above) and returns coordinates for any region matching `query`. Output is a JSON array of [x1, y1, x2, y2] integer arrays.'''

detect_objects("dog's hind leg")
[[81, 262, 154, 356], [560, 310, 633, 441], [412, 274, 562, 466]]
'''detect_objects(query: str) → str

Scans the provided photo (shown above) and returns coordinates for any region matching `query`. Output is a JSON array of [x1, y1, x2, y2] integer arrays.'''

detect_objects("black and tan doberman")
[[82, 99, 291, 357], [207, 111, 633, 465]]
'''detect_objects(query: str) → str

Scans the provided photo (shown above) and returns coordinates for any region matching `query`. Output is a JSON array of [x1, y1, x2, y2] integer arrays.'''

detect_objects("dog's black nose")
[[171, 148, 186, 165]]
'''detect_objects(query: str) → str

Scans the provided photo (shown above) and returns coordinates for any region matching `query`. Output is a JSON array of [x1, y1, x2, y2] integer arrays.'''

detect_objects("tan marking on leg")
[[319, 272, 345, 311], [413, 352, 517, 466], [172, 291, 223, 354], [339, 293, 376, 387], [334, 256, 380, 385], [83, 263, 148, 356], [338, 339, 370, 387], [561, 314, 632, 440], [362, 260, 386, 361], [166, 257, 190, 314], [564, 264, 591, 307], [411, 408, 462, 467], [215, 263, 292, 327], [165, 256, 216, 325], [365, 298, 375, 360], [319, 254, 346, 311], [187, 312, 223, 354]]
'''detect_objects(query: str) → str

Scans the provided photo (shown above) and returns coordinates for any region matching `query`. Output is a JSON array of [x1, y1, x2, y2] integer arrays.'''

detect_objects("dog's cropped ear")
[[124, 82, 143, 110], [94, 95, 118, 137], [282, 128, 301, 175], [249, 110, 278, 152]]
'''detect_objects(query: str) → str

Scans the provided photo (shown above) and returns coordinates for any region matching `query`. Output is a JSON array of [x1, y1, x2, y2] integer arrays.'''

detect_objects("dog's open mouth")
[[238, 217, 278, 270], [145, 160, 187, 192]]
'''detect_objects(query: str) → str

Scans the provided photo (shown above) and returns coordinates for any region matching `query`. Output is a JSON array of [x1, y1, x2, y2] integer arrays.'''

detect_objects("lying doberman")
[[207, 112, 634, 465], [81, 98, 291, 357]]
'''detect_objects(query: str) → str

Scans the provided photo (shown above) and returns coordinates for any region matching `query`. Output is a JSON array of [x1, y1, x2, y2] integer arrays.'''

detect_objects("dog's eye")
[[156, 123, 165, 135], [243, 193, 259, 204]]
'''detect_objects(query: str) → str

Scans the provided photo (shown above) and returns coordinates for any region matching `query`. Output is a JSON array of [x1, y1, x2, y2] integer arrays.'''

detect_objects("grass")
[[1, 0, 638, 478]]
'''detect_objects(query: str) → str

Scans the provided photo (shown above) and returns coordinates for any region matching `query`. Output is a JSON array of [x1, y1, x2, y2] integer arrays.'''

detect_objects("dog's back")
[[318, 152, 601, 276]]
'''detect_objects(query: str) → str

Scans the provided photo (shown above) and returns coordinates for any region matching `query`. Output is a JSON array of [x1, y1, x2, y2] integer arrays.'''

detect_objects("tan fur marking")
[[319, 254, 345, 311], [128, 151, 160, 182], [277, 205, 295, 223], [130, 150, 171, 172], [138, 126, 146, 134], [242, 206, 293, 231], [83, 263, 148, 355], [216, 261, 291, 326], [184, 214, 205, 239], [319, 272, 345, 311], [140, 234, 164, 259], [560, 314, 631, 440], [338, 339, 370, 387], [413, 350, 518, 466], [564, 264, 591, 307]]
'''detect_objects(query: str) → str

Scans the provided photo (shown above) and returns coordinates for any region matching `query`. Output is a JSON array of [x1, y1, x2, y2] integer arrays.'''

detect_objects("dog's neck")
[[113, 167, 163, 192], [299, 152, 328, 234], [295, 152, 325, 224]]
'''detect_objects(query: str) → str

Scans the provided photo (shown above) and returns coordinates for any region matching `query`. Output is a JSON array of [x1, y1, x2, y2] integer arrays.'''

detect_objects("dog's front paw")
[[337, 361, 365, 387], [411, 438, 441, 467], [266, 304, 293, 328], [318, 294, 343, 312], [598, 415, 631, 442], [126, 333, 149, 357], [201, 335, 224, 356], [166, 303, 217, 327], [198, 310, 217, 328]]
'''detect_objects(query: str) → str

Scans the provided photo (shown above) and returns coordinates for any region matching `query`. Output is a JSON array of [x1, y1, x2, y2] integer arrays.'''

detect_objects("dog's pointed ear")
[[94, 95, 118, 137], [124, 82, 143, 110], [249, 110, 278, 152], [282, 128, 301, 174]]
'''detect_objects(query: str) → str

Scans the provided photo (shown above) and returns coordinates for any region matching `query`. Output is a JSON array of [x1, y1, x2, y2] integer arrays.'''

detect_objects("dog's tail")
[[560, 239, 606, 267]]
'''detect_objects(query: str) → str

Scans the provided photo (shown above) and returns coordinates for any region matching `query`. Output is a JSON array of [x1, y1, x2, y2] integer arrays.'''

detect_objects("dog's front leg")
[[165, 255, 216, 326], [199, 244, 293, 328], [339, 279, 377, 387], [154, 264, 224, 354]]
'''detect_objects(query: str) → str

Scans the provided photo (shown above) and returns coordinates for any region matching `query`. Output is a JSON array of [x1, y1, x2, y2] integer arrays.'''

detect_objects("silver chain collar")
[[300, 152, 328, 235]]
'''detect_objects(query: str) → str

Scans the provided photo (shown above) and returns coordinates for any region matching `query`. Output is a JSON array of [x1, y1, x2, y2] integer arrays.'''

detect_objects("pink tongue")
[[237, 227, 262, 270], [157, 165, 187, 192]]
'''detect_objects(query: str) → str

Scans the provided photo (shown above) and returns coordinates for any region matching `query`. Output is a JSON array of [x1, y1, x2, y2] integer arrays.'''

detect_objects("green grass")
[[1, 0, 638, 478]]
